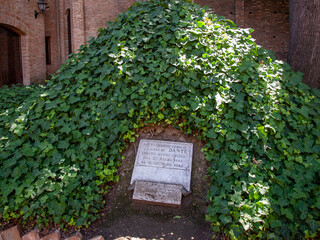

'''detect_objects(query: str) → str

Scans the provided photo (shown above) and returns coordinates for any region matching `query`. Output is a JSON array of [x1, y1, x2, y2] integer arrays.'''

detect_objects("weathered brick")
[[1, 226, 21, 240], [40, 231, 60, 240], [243, 0, 289, 60], [0, 0, 289, 86], [22, 230, 40, 240], [64, 232, 83, 240], [195, 0, 289, 60], [0, 0, 47, 85]]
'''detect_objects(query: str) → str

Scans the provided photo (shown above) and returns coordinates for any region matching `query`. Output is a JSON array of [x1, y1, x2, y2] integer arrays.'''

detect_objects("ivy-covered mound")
[[1, 0, 320, 239]]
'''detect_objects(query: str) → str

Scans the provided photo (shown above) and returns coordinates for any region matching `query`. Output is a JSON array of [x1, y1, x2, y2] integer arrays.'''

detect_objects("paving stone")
[[0, 232, 3, 240], [88, 236, 104, 240], [1, 226, 21, 240], [22, 230, 40, 240], [64, 232, 83, 240], [41, 230, 60, 240]]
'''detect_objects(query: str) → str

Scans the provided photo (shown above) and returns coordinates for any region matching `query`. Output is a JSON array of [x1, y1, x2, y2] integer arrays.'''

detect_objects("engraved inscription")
[[136, 140, 192, 170], [130, 139, 194, 192]]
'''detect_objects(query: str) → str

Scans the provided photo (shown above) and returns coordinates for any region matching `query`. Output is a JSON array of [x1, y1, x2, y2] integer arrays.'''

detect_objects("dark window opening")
[[0, 25, 23, 87], [67, 9, 72, 55], [45, 36, 51, 65]]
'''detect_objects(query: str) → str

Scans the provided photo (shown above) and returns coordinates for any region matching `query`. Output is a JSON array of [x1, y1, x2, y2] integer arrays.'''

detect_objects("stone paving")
[[0, 226, 103, 240]]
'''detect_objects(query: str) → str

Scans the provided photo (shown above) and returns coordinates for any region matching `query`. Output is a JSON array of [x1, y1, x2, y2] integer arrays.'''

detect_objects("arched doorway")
[[0, 25, 23, 87]]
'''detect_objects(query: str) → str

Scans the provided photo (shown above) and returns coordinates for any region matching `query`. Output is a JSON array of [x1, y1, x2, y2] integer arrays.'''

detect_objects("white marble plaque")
[[130, 139, 193, 192]]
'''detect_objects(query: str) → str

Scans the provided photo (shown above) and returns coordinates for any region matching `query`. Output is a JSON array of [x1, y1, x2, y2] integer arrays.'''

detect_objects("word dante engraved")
[[136, 141, 191, 170], [130, 139, 194, 192]]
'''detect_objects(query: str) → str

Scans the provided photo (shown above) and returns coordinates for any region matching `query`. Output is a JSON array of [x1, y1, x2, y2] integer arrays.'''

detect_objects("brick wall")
[[0, 0, 47, 85], [0, 0, 290, 86], [70, 0, 86, 51], [83, 0, 120, 42], [44, 0, 61, 76], [195, 0, 236, 22], [68, 0, 134, 51], [59, 0, 72, 62], [0, 0, 74, 83], [243, 0, 289, 60], [79, 0, 289, 62], [118, 0, 136, 13], [195, 0, 289, 60]]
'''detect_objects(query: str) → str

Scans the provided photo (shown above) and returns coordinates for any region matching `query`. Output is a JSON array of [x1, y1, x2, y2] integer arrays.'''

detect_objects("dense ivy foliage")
[[1, 0, 320, 238], [0, 85, 44, 114]]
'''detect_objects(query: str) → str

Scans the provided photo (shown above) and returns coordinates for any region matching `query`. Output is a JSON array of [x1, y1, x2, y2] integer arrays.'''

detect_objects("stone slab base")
[[132, 180, 182, 207]]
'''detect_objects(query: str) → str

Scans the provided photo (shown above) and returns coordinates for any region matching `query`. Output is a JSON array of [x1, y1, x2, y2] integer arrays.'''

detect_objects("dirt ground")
[[81, 126, 216, 240]]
